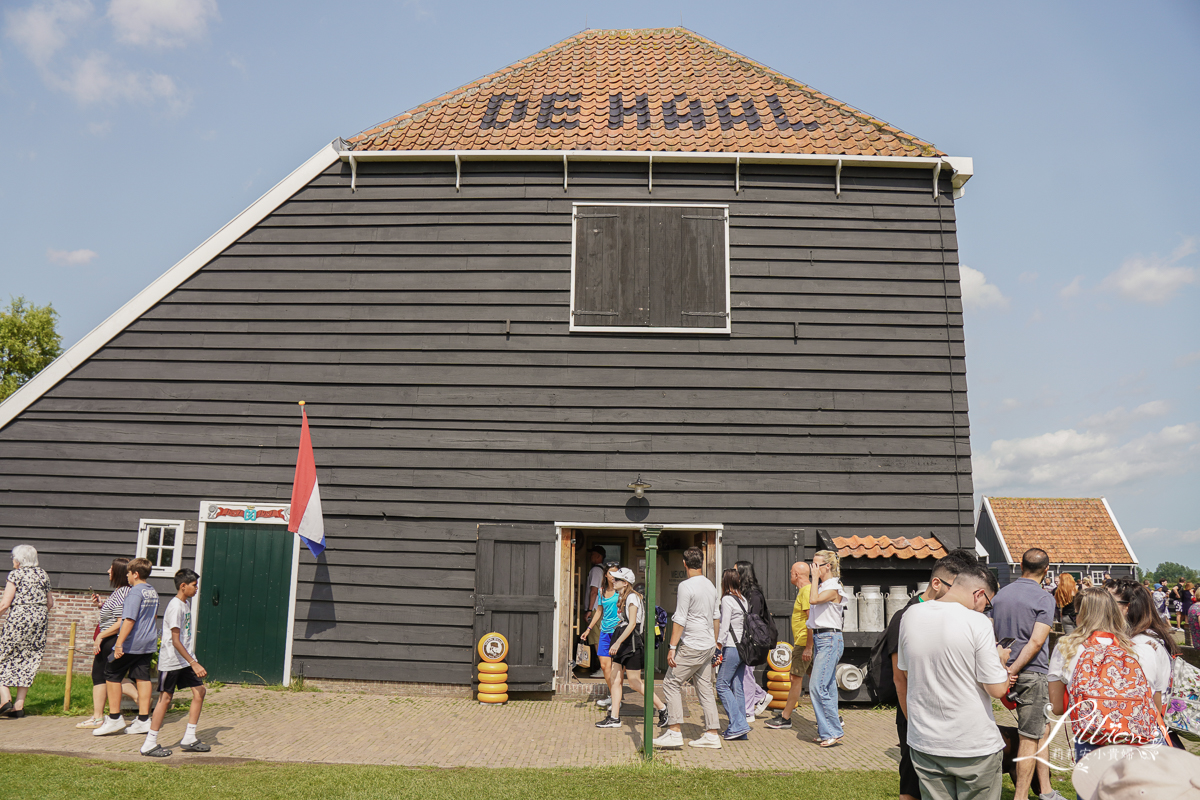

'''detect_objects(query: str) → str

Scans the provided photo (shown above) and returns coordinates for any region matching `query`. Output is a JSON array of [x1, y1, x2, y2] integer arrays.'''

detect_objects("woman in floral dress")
[[0, 545, 55, 717]]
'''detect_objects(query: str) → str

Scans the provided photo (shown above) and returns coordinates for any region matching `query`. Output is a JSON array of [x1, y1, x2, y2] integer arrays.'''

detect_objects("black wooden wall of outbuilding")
[[0, 159, 973, 684]]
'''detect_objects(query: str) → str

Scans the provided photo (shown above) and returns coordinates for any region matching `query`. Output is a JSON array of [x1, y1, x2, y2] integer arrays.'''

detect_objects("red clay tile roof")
[[347, 28, 941, 156], [834, 535, 948, 560], [985, 498, 1134, 564]]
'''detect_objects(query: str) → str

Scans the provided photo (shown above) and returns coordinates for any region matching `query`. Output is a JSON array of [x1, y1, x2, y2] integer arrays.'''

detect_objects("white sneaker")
[[125, 718, 151, 735], [590, 669, 605, 678], [596, 697, 611, 708], [652, 729, 684, 748], [93, 716, 127, 736], [688, 731, 722, 749], [747, 713, 755, 726], [754, 695, 773, 716]]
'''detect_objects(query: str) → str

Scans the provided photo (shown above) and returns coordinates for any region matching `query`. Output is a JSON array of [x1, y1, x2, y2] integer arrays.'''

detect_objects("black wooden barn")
[[0, 28, 977, 694]]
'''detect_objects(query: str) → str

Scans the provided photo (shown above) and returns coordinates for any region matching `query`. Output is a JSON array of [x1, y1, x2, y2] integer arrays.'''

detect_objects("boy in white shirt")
[[141, 568, 209, 757]]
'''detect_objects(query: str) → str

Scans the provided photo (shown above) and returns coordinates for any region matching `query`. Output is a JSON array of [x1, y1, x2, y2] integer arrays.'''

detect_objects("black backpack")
[[866, 628, 898, 705], [733, 596, 774, 667]]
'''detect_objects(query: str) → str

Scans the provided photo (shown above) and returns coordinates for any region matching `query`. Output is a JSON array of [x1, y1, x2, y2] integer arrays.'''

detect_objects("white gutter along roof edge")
[[339, 148, 974, 192], [0, 142, 341, 431]]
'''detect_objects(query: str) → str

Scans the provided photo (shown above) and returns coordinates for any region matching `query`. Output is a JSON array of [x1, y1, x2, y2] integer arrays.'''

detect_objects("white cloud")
[[86, 119, 111, 135], [46, 247, 97, 265], [1182, 529, 1200, 544], [1001, 398, 1021, 412], [959, 265, 1009, 310], [1018, 271, 1038, 284], [1059, 275, 1084, 299], [51, 50, 183, 109], [402, 0, 433, 21], [973, 421, 1199, 494], [107, 0, 218, 48], [1100, 236, 1198, 304], [1081, 401, 1170, 430], [1133, 527, 1161, 540], [1176, 351, 1200, 368], [4, 0, 91, 66]]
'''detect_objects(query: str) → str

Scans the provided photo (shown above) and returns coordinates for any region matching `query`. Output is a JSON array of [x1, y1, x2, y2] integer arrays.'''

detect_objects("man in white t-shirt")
[[653, 546, 721, 750], [897, 562, 1013, 800]]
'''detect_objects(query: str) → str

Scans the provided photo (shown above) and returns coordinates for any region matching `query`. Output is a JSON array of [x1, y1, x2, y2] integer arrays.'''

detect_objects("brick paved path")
[[6, 686, 1190, 770], [1, 687, 903, 769]]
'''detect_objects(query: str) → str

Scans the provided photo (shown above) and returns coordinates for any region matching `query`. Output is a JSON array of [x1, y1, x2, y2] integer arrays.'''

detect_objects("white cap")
[[612, 567, 636, 585]]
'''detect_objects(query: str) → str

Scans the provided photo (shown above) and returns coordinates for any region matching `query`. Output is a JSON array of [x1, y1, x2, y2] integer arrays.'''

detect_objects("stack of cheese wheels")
[[765, 642, 793, 710], [477, 632, 509, 704]]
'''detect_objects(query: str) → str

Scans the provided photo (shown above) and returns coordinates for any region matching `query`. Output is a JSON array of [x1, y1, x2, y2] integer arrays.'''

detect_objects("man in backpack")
[[992, 548, 1063, 800], [897, 562, 1012, 800], [765, 561, 811, 730], [880, 549, 974, 800]]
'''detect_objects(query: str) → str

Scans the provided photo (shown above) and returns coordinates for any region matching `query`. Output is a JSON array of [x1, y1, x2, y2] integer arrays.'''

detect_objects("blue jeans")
[[810, 631, 844, 740], [715, 644, 750, 736]]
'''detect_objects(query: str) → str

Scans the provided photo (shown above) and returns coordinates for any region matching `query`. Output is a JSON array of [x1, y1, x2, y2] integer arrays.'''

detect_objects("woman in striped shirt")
[[76, 557, 139, 729]]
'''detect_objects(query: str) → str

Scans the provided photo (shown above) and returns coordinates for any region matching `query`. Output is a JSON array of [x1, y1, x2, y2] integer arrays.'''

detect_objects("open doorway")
[[555, 526, 719, 689]]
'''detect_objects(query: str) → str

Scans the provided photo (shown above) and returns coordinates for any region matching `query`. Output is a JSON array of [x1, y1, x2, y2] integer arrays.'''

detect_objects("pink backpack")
[[1066, 631, 1168, 747]]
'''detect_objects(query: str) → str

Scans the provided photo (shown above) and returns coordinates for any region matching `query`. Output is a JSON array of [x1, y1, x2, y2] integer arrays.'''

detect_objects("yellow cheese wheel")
[[477, 632, 509, 663], [768, 699, 787, 709], [766, 681, 792, 692], [478, 672, 507, 684], [479, 693, 508, 704], [768, 689, 790, 701], [477, 682, 508, 694], [766, 670, 791, 682], [478, 662, 508, 674]]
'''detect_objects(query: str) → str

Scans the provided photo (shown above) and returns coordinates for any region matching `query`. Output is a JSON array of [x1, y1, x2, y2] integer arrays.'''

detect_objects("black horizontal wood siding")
[[0, 159, 973, 684]]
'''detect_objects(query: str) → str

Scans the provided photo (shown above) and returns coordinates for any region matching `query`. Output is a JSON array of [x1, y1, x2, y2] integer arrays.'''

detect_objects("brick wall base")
[[41, 589, 100, 676]]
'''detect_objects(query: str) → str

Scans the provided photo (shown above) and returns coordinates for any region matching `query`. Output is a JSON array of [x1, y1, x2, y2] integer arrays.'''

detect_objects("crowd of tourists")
[[0, 545, 209, 758], [579, 543, 1198, 796], [580, 546, 849, 750]]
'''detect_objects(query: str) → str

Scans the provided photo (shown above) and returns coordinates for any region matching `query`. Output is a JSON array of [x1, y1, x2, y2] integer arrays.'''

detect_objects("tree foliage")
[[1140, 561, 1200, 584], [0, 296, 63, 401]]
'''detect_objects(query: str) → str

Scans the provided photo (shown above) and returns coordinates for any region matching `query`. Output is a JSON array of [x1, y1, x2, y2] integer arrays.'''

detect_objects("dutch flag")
[[288, 403, 326, 557]]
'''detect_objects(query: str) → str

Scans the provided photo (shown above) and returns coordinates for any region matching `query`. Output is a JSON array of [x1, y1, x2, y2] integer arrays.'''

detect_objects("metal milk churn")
[[842, 585, 858, 632], [885, 585, 910, 624], [859, 585, 885, 632]]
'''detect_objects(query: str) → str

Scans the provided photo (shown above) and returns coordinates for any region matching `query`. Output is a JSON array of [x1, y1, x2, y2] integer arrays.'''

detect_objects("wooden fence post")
[[63, 622, 76, 713]]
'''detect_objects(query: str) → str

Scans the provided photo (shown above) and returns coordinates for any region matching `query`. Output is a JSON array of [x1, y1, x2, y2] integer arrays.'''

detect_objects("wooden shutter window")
[[572, 204, 727, 331]]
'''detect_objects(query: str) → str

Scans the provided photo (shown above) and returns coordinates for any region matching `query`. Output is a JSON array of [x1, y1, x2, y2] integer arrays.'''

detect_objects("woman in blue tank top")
[[581, 564, 620, 712]]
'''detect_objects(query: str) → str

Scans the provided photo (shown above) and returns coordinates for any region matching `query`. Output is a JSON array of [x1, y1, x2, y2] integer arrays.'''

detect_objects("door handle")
[[212, 588, 220, 606]]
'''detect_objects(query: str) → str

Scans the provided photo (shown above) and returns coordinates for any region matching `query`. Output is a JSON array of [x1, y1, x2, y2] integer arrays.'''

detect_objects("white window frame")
[[569, 202, 732, 334], [137, 519, 186, 578], [1091, 570, 1106, 584]]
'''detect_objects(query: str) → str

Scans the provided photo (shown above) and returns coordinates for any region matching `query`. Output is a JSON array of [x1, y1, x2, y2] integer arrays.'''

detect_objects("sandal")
[[180, 740, 211, 752], [142, 746, 173, 758], [76, 717, 104, 729], [0, 702, 11, 716], [818, 736, 843, 748]]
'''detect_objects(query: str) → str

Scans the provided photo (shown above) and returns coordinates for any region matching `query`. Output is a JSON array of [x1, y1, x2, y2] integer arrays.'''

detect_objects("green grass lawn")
[[17, 673, 94, 717], [0, 755, 1078, 800]]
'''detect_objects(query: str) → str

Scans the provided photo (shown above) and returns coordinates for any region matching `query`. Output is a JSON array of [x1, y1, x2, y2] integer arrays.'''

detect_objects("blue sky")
[[2, 1, 1197, 571]]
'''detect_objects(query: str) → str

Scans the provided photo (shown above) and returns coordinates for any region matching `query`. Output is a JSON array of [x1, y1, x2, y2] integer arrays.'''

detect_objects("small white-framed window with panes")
[[1091, 570, 1106, 584], [137, 519, 185, 578]]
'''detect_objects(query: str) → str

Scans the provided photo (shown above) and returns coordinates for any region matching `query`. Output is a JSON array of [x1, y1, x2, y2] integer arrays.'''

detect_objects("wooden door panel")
[[475, 524, 556, 691]]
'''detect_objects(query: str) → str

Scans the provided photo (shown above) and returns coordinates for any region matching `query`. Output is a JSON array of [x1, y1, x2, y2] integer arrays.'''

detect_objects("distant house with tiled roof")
[[976, 497, 1138, 588], [0, 28, 976, 695]]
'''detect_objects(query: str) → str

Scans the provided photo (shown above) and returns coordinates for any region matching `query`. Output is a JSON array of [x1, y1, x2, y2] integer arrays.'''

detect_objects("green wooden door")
[[196, 523, 294, 684]]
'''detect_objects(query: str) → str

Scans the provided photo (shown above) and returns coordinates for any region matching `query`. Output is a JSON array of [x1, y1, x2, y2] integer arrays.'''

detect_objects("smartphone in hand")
[[998, 637, 1016, 648]]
